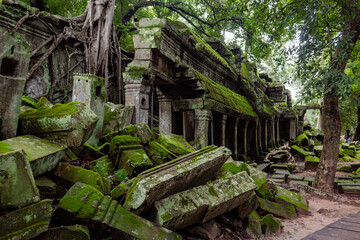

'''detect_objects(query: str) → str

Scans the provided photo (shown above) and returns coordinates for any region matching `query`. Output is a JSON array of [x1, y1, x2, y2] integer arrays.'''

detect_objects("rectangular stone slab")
[[152, 171, 257, 230], [0, 135, 67, 176], [0, 199, 53, 240], [0, 149, 40, 210], [53, 183, 181, 240], [123, 146, 231, 215]]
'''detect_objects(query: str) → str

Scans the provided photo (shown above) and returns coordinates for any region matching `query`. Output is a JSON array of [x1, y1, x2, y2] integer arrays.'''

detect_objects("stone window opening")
[[0, 57, 19, 76]]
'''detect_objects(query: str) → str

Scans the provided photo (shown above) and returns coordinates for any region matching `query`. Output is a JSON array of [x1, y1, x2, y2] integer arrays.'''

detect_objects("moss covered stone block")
[[217, 161, 267, 182], [110, 179, 135, 200], [158, 131, 194, 155], [103, 102, 134, 136], [295, 133, 309, 147], [237, 192, 259, 219], [32, 225, 90, 240], [124, 146, 230, 215], [119, 149, 153, 177], [85, 155, 115, 178], [305, 156, 320, 171], [145, 140, 177, 165], [20, 102, 98, 147], [53, 183, 181, 240], [108, 135, 144, 168], [0, 135, 66, 176], [258, 197, 297, 219], [270, 163, 296, 172], [0, 199, 53, 240], [275, 186, 309, 212], [104, 123, 152, 144], [291, 145, 310, 157], [35, 176, 58, 199], [246, 211, 262, 238], [337, 165, 351, 172], [52, 162, 110, 194], [0, 149, 40, 210], [153, 171, 256, 230], [260, 214, 283, 235]]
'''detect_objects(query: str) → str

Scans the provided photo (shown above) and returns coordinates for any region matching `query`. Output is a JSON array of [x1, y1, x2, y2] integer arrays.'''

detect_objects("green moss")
[[20, 102, 79, 119], [22, 96, 39, 108], [275, 186, 308, 211], [158, 131, 194, 156], [208, 186, 218, 197], [291, 145, 310, 157], [305, 156, 320, 163], [0, 142, 15, 153], [194, 71, 257, 117], [221, 162, 247, 175], [260, 214, 283, 234]]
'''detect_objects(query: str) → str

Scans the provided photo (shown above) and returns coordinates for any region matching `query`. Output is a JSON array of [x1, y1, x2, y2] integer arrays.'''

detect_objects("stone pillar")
[[276, 118, 281, 146], [194, 109, 211, 149], [244, 120, 249, 157], [271, 117, 276, 147], [254, 119, 260, 156], [264, 119, 268, 150], [220, 115, 228, 146], [234, 118, 239, 160], [289, 118, 297, 140], [157, 92, 172, 133], [0, 76, 25, 140], [124, 83, 150, 124], [257, 119, 262, 155]]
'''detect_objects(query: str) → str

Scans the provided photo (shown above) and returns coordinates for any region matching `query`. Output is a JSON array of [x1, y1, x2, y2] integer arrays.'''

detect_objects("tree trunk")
[[316, 98, 323, 130], [314, 0, 360, 193], [353, 105, 360, 141]]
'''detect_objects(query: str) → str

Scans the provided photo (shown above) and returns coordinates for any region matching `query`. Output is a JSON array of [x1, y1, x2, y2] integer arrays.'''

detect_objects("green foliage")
[[113, 169, 127, 182], [44, 0, 87, 17]]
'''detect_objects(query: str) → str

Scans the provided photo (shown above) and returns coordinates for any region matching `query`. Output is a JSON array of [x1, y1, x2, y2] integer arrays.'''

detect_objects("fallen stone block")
[[123, 146, 231, 215], [52, 183, 181, 240], [158, 131, 194, 155], [19, 102, 98, 147], [104, 123, 152, 144], [305, 156, 320, 171], [258, 197, 297, 219], [119, 149, 153, 177], [270, 163, 296, 172], [145, 140, 177, 165], [85, 155, 115, 178], [342, 185, 360, 197], [0, 199, 53, 240], [295, 133, 309, 147], [0, 135, 66, 176], [51, 162, 110, 194], [291, 145, 310, 158], [35, 176, 58, 199], [246, 211, 262, 238], [109, 135, 143, 165], [273, 169, 290, 175], [152, 171, 256, 230], [237, 192, 259, 219], [0, 149, 40, 210], [275, 186, 309, 213], [260, 214, 283, 235], [217, 161, 267, 182], [256, 179, 277, 201], [0, 76, 25, 140], [32, 225, 90, 240], [288, 174, 304, 181], [103, 102, 134, 135]]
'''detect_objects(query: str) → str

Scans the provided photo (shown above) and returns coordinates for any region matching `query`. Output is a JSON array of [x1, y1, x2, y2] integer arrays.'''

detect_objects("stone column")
[[276, 118, 281, 145], [194, 109, 211, 149], [244, 120, 249, 157], [264, 119, 268, 150], [254, 119, 260, 156], [124, 83, 150, 124], [257, 119, 262, 155], [289, 118, 297, 140], [157, 92, 172, 133], [220, 115, 228, 146], [234, 118, 239, 160], [271, 117, 276, 148]]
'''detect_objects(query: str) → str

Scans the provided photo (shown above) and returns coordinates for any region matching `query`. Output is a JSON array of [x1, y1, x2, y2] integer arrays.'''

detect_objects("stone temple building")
[[0, 3, 303, 161]]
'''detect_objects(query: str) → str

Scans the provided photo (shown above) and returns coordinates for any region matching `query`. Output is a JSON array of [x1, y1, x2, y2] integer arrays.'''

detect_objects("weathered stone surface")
[[295, 133, 309, 146], [32, 225, 90, 240], [103, 102, 134, 135], [153, 171, 256, 230], [85, 155, 115, 178], [0, 76, 25, 140], [304, 156, 320, 171], [123, 146, 231, 215], [275, 186, 309, 212], [0, 199, 53, 240], [73, 73, 106, 145], [0, 135, 66, 176], [217, 161, 267, 182], [158, 131, 194, 155], [109, 135, 143, 166], [260, 214, 283, 234], [145, 140, 177, 165], [246, 211, 262, 238], [35, 176, 58, 199], [270, 163, 296, 172], [291, 145, 310, 157], [288, 174, 304, 181], [52, 162, 110, 194], [119, 149, 153, 178], [258, 197, 297, 219], [104, 123, 152, 144], [0, 149, 40, 210], [19, 102, 98, 147], [53, 183, 181, 240], [237, 192, 259, 219]]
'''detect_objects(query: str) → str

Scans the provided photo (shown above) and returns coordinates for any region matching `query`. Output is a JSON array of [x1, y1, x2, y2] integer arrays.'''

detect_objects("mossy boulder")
[[52, 162, 111, 194], [145, 140, 177, 165], [0, 199, 53, 240], [305, 156, 320, 171], [0, 135, 67, 176], [257, 197, 297, 219], [53, 183, 182, 240], [158, 131, 194, 155], [119, 149, 153, 178], [85, 155, 115, 178], [104, 123, 152, 144], [20, 102, 98, 147], [110, 178, 135, 200], [255, 179, 277, 201], [275, 186, 309, 212], [260, 214, 283, 234], [291, 145, 310, 158], [0, 149, 40, 210], [103, 102, 134, 136], [35, 176, 58, 199]]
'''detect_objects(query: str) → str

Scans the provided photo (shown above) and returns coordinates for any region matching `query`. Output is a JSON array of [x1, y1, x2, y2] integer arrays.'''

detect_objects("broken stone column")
[[194, 109, 211, 149], [52, 183, 181, 240], [20, 102, 98, 147], [0, 149, 40, 210], [289, 118, 297, 141], [157, 90, 173, 133], [152, 171, 257, 230], [124, 83, 150, 124], [264, 119, 268, 150], [276, 117, 280, 145], [72, 73, 106, 145], [271, 117, 276, 147], [103, 102, 134, 135], [123, 146, 231, 215], [0, 199, 53, 240], [0, 135, 67, 176], [0, 75, 25, 140]]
